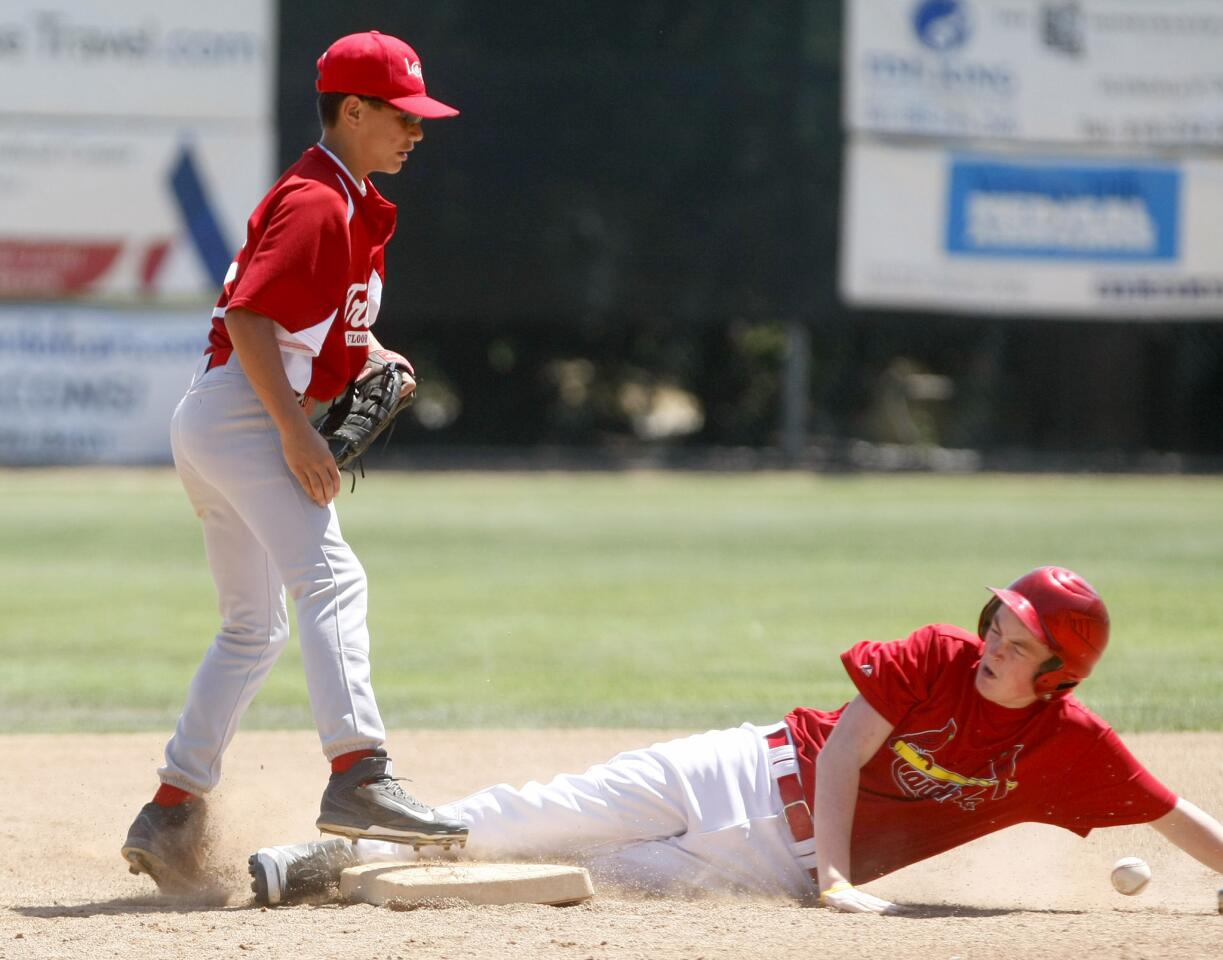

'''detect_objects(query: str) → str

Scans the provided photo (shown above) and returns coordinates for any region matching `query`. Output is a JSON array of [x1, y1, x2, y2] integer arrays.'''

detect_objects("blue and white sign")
[[840, 139, 1223, 317], [945, 159, 1180, 261], [845, 0, 1223, 146], [0, 307, 204, 464]]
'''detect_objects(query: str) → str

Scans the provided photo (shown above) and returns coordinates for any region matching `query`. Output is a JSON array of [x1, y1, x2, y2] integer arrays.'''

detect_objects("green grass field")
[[2, 468, 1220, 733]]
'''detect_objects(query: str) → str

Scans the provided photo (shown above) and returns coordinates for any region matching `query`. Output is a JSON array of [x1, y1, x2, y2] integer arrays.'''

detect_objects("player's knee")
[[282, 550, 366, 600], [215, 622, 290, 651]]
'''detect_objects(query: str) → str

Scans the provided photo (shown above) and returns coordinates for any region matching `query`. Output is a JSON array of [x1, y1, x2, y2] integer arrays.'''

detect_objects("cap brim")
[[987, 587, 1051, 649], [387, 94, 459, 119]]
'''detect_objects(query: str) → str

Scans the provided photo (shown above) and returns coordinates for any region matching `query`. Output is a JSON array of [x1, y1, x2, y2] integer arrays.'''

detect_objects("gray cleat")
[[248, 837, 360, 906], [315, 750, 468, 846], [120, 799, 206, 894]]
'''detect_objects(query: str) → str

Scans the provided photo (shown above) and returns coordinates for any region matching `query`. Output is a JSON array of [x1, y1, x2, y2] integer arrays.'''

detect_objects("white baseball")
[[1110, 856, 1151, 895]]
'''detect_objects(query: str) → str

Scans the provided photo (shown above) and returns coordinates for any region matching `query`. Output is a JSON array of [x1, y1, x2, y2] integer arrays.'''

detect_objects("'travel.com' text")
[[0, 10, 263, 64]]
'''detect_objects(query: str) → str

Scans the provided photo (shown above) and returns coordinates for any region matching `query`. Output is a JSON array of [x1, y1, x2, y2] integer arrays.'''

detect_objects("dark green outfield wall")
[[273, 2, 1223, 461]]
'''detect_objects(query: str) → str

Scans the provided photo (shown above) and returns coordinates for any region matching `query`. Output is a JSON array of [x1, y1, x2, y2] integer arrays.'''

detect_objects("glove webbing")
[[319, 364, 415, 489]]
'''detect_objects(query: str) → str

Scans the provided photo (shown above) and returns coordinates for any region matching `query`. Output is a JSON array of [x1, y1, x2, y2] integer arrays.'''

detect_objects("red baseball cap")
[[316, 30, 459, 119]]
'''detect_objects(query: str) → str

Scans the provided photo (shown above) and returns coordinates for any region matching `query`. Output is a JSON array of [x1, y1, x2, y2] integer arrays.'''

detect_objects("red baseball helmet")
[[977, 566, 1110, 697]]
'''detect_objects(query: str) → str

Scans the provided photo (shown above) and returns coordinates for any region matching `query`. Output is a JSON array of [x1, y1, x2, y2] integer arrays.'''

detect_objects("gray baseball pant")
[[158, 355, 385, 794]]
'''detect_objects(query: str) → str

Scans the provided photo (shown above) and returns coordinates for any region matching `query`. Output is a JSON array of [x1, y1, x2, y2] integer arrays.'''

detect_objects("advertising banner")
[[0, 307, 204, 464], [845, 0, 1223, 146], [0, 0, 273, 123], [0, 1, 274, 304], [0, 122, 271, 303], [840, 138, 1223, 316]]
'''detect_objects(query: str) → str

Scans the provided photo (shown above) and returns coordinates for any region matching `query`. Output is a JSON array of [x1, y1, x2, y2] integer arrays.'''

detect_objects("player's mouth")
[[981, 663, 997, 680]]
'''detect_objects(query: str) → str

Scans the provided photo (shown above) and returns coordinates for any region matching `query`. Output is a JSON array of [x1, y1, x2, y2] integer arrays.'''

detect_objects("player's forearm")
[[1151, 797, 1223, 873], [224, 309, 312, 435], [811, 695, 894, 894], [812, 741, 861, 891]]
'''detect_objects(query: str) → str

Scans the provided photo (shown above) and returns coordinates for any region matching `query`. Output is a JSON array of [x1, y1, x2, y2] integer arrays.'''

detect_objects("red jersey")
[[204, 145, 398, 401], [785, 624, 1177, 884]]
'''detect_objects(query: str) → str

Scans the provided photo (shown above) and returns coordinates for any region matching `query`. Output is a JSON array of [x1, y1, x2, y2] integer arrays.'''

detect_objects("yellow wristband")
[[819, 881, 853, 902]]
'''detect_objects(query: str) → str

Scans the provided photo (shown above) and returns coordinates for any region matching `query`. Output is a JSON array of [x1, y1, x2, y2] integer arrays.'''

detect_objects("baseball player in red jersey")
[[246, 568, 1223, 910], [121, 31, 468, 893]]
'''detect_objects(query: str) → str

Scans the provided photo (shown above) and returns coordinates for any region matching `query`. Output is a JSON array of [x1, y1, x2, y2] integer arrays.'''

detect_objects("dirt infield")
[[1, 729, 1218, 960]]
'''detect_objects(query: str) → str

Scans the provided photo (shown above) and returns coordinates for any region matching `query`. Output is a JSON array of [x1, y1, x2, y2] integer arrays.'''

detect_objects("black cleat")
[[120, 799, 206, 894], [248, 837, 360, 906], [315, 751, 467, 846]]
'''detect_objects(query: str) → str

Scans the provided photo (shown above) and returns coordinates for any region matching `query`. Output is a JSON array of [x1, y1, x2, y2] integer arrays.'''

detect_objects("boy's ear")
[[340, 94, 363, 125]]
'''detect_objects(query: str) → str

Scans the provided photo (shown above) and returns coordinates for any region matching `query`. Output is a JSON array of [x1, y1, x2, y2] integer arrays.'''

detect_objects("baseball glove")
[[318, 350, 416, 472]]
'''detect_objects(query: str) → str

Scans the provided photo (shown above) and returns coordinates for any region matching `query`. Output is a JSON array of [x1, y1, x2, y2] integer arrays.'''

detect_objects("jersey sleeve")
[[1037, 727, 1178, 837], [840, 625, 951, 726], [226, 182, 352, 337]]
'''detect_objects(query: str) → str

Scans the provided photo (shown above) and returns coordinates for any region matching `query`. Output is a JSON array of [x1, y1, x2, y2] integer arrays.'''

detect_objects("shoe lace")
[[370, 775, 431, 812]]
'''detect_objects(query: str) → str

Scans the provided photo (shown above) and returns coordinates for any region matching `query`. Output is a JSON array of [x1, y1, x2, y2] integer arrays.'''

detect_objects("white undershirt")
[[316, 142, 367, 196]]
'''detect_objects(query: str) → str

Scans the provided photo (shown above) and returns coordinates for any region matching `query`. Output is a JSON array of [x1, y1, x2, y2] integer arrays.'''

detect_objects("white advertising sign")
[[0, 0, 274, 123], [840, 138, 1223, 317], [845, 0, 1223, 146], [0, 121, 272, 303], [0, 307, 205, 464], [0, 1, 276, 305]]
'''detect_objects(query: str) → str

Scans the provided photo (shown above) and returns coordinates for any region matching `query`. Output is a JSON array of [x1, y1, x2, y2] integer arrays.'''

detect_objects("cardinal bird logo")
[[890, 719, 1023, 812]]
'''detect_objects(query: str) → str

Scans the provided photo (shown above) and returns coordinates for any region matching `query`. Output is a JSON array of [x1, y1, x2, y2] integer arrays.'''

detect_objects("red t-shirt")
[[204, 145, 397, 401], [785, 624, 1177, 884]]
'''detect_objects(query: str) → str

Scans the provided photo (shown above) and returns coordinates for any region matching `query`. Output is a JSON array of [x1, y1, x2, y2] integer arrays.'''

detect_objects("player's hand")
[[360, 349, 417, 400], [281, 418, 342, 507], [820, 881, 904, 915]]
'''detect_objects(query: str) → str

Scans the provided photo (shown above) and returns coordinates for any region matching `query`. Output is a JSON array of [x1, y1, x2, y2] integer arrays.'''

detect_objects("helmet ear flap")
[[1034, 661, 1079, 698], [1035, 654, 1065, 684], [977, 596, 1002, 641]]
